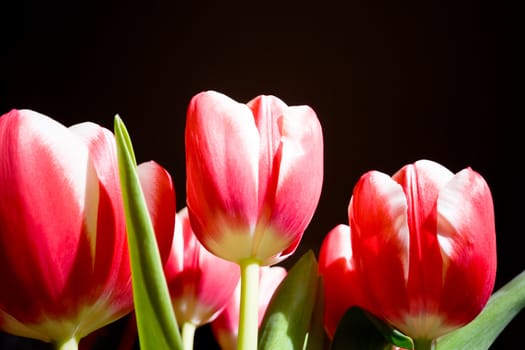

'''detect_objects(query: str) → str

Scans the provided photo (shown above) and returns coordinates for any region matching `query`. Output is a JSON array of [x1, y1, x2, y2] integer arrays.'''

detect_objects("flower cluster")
[[0, 91, 516, 350]]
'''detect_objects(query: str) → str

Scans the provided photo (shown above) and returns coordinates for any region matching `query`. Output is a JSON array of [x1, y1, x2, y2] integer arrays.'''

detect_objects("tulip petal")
[[393, 160, 454, 284], [437, 167, 497, 325], [69, 122, 130, 292], [185, 91, 260, 262], [0, 110, 99, 334], [137, 161, 176, 264], [318, 225, 363, 338], [349, 170, 410, 318], [392, 160, 454, 336], [246, 95, 287, 213], [261, 104, 324, 264], [318, 224, 353, 272]]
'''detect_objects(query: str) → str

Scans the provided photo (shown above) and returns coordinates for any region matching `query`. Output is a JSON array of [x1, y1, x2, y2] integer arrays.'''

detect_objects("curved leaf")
[[258, 250, 320, 350], [114, 115, 182, 350]]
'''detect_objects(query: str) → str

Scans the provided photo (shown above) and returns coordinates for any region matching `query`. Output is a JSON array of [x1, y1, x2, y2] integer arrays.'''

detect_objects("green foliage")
[[114, 115, 182, 350], [258, 251, 322, 350]]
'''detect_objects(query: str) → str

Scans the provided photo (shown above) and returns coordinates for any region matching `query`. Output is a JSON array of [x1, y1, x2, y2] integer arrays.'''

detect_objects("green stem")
[[54, 337, 78, 350], [182, 322, 197, 350], [237, 258, 261, 350], [413, 338, 435, 350]]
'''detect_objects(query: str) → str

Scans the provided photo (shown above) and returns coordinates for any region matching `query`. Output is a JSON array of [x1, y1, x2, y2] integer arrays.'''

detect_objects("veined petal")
[[68, 121, 136, 333], [69, 122, 120, 200], [247, 95, 287, 214], [349, 170, 410, 318], [185, 91, 260, 261], [393, 160, 454, 204], [259, 104, 323, 263], [392, 160, 454, 330], [437, 167, 497, 325], [69, 122, 127, 281], [0, 110, 99, 338]]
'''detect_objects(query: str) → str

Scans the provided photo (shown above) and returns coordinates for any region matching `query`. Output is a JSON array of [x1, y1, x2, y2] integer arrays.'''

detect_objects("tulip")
[[0, 109, 175, 349], [164, 207, 241, 350], [321, 159, 497, 348], [211, 266, 287, 350], [185, 91, 323, 349], [185, 90, 323, 266]]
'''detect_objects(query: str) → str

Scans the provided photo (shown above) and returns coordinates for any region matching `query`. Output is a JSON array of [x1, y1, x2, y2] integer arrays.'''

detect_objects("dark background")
[[0, 0, 521, 349]]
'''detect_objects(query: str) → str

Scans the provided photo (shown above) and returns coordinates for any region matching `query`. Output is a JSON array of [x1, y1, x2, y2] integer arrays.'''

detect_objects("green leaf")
[[258, 250, 320, 350], [331, 306, 413, 350], [437, 270, 525, 350], [114, 115, 183, 350]]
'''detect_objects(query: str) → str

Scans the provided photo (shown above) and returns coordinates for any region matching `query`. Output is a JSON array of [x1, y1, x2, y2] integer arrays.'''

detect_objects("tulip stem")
[[54, 337, 78, 350], [237, 257, 261, 350], [182, 322, 196, 350], [413, 338, 435, 350]]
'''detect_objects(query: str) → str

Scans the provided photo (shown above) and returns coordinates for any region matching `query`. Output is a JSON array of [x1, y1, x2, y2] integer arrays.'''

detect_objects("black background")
[[0, 0, 521, 349]]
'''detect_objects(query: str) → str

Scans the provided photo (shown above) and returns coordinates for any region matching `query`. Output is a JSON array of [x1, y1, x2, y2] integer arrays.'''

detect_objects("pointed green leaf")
[[258, 250, 320, 350], [437, 270, 525, 350], [331, 306, 400, 350], [114, 115, 182, 350]]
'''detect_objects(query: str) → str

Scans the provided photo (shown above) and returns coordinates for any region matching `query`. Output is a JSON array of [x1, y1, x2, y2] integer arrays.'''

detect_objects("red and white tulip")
[[320, 160, 497, 343], [0, 109, 175, 344], [185, 91, 323, 265]]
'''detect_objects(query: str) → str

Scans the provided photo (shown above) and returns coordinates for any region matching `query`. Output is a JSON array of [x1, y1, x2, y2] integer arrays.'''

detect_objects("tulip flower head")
[[320, 160, 496, 346], [185, 91, 323, 266], [164, 207, 241, 328], [0, 109, 175, 346]]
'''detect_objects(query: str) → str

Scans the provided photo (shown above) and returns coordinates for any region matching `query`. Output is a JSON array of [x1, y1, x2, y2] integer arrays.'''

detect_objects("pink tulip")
[[185, 91, 323, 265], [320, 159, 497, 343], [0, 109, 175, 344], [164, 207, 240, 327], [211, 266, 287, 350]]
